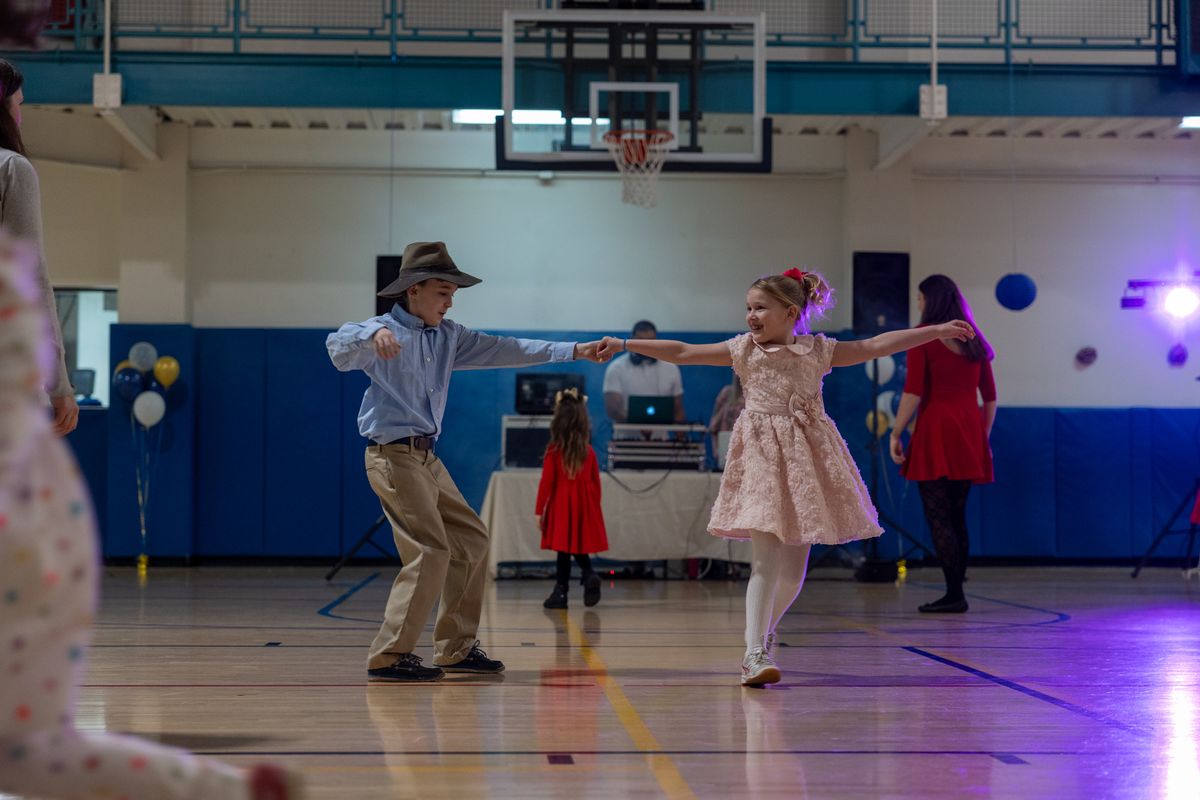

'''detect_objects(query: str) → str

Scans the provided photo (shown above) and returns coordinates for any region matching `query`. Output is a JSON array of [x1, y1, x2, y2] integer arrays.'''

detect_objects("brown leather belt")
[[380, 436, 435, 451]]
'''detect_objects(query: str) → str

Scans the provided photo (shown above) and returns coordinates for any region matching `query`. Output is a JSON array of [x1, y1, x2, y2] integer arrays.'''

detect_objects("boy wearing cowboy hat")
[[327, 241, 608, 682]]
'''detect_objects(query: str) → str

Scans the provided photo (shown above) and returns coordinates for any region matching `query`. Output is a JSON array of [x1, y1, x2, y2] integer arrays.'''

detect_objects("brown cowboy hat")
[[377, 241, 482, 298]]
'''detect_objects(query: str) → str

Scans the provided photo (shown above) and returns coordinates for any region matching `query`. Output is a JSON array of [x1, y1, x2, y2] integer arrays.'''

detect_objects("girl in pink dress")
[[599, 269, 973, 686]]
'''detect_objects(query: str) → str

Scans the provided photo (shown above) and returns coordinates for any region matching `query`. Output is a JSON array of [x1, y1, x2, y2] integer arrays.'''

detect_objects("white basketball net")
[[604, 129, 674, 208]]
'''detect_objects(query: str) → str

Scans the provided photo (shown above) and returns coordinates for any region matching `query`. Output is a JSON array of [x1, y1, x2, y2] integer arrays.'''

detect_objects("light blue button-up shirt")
[[327, 305, 577, 443]]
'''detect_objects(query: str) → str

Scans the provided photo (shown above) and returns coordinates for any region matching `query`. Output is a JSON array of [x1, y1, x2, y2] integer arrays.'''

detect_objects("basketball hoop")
[[603, 129, 673, 208]]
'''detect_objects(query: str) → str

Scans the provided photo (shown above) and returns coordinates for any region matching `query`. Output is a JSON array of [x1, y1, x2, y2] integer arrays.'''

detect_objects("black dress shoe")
[[543, 583, 568, 609], [918, 598, 969, 614], [368, 653, 444, 682], [441, 641, 505, 673], [583, 572, 601, 607]]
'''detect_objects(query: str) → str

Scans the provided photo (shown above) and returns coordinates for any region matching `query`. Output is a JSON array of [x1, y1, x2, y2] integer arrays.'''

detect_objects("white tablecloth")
[[482, 468, 752, 576]]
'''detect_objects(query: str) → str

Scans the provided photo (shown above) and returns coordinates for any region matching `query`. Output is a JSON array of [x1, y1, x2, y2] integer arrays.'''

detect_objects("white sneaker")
[[741, 645, 782, 687], [765, 632, 777, 657]]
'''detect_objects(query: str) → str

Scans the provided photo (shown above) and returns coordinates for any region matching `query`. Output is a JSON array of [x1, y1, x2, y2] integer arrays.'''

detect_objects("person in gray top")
[[0, 58, 77, 435]]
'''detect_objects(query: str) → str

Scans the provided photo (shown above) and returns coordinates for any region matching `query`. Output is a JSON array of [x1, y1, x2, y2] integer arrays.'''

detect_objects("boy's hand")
[[596, 336, 625, 360], [373, 328, 402, 360], [575, 340, 611, 363], [939, 321, 975, 342]]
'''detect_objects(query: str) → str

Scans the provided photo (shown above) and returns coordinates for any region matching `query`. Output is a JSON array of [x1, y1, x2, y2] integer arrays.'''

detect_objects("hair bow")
[[782, 268, 807, 282], [554, 387, 586, 405]]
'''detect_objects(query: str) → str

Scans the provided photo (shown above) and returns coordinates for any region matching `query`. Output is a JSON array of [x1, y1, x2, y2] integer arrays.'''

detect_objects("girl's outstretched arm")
[[830, 321, 973, 368], [598, 336, 733, 367]]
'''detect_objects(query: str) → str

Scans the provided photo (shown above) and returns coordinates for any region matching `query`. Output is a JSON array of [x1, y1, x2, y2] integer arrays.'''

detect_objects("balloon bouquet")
[[111, 342, 180, 580]]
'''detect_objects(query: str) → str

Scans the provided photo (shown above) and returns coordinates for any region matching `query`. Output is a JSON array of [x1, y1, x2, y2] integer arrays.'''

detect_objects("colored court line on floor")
[[827, 612, 1151, 740], [317, 572, 381, 622], [560, 611, 697, 799], [908, 580, 1072, 625], [903, 647, 1151, 739]]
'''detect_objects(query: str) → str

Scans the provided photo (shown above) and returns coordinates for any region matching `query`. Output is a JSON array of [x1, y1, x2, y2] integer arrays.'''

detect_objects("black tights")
[[555, 552, 594, 585], [917, 479, 972, 601]]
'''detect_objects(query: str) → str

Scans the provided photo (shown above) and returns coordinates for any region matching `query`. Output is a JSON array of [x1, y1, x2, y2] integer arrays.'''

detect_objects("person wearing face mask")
[[602, 320, 685, 435]]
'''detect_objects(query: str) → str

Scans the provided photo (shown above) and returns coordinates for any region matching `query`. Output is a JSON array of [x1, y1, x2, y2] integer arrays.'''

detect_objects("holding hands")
[[596, 336, 625, 361], [574, 340, 615, 363]]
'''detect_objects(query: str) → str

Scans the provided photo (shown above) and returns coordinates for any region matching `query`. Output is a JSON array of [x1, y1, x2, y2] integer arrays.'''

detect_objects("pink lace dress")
[[708, 333, 883, 546]]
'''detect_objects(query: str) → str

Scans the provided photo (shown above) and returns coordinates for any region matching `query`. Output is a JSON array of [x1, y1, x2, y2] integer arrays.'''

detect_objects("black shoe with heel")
[[582, 572, 601, 607], [543, 583, 568, 609]]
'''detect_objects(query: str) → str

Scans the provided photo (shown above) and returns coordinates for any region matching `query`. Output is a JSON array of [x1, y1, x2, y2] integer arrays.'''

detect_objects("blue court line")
[[904, 646, 1150, 739], [317, 572, 381, 622]]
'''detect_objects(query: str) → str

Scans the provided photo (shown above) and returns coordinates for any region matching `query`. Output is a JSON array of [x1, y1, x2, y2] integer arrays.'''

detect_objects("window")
[[55, 289, 118, 407]]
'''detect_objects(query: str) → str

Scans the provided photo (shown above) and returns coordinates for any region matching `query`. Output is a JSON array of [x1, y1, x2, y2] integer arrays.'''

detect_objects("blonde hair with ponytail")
[[750, 270, 835, 334]]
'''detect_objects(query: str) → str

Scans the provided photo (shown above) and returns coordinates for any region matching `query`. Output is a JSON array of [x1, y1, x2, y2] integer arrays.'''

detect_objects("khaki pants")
[[364, 443, 491, 670]]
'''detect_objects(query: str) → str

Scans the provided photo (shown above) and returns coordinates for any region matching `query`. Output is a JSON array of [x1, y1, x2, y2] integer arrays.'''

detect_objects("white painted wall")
[[34, 160, 121, 287], [28, 116, 1200, 406]]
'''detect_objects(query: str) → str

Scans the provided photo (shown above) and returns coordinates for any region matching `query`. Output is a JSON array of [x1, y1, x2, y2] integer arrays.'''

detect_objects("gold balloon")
[[153, 356, 180, 389], [865, 409, 891, 438]]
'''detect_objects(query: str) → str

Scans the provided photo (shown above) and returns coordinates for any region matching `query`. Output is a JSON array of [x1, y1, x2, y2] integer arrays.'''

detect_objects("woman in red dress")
[[890, 275, 996, 613], [537, 388, 608, 609]]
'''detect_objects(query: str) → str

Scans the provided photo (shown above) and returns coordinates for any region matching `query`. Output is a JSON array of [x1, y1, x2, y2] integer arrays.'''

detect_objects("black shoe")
[[582, 572, 601, 607], [368, 653, 444, 682], [918, 597, 969, 614], [441, 641, 505, 674], [543, 583, 568, 609]]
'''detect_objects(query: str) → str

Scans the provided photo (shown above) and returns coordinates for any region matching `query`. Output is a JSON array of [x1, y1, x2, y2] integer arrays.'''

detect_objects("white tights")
[[745, 533, 812, 650]]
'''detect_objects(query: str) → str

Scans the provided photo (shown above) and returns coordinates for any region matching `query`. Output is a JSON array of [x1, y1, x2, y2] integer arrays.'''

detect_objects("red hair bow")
[[783, 268, 807, 282]]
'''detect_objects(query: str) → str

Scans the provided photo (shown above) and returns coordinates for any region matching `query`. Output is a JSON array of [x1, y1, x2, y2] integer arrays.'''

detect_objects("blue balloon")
[[890, 391, 902, 416], [147, 377, 168, 396], [112, 367, 144, 403], [996, 273, 1037, 311]]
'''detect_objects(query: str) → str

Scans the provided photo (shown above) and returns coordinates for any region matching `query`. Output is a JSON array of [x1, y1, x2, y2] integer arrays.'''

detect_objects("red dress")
[[900, 338, 996, 484], [536, 445, 609, 555]]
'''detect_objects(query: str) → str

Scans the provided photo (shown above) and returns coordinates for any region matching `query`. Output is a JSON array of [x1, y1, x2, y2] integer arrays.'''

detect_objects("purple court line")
[[903, 646, 1151, 739]]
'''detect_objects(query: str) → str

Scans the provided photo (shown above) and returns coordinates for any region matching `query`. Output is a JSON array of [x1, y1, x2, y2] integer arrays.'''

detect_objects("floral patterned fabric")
[[708, 333, 883, 546]]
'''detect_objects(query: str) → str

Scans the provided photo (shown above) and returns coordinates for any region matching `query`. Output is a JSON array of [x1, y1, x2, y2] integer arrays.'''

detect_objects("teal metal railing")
[[40, 1, 1178, 64]]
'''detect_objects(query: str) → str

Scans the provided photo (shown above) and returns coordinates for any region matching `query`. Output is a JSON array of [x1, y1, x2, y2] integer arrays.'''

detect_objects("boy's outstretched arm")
[[597, 336, 732, 367], [831, 321, 973, 368]]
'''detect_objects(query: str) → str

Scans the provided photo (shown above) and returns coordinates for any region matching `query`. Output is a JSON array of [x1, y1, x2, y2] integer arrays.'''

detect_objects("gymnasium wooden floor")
[[11, 565, 1199, 799]]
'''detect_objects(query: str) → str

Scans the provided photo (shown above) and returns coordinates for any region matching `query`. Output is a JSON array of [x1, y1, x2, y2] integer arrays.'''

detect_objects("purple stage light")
[[1164, 286, 1200, 320]]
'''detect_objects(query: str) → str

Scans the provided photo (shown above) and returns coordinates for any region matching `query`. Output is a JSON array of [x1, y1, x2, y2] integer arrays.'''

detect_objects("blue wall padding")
[[105, 324, 196, 557], [1149, 410, 1200, 543], [66, 408, 108, 532], [263, 330, 344, 556], [194, 329, 266, 555], [1055, 410, 1134, 558], [80, 324, 1200, 560]]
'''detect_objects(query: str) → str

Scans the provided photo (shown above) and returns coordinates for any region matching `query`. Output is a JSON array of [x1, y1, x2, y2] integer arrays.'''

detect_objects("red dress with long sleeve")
[[900, 339, 996, 484], [536, 445, 609, 555]]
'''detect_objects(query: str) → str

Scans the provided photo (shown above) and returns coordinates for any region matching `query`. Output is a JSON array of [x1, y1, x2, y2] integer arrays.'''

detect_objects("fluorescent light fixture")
[[452, 109, 610, 126], [1180, 116, 1200, 129]]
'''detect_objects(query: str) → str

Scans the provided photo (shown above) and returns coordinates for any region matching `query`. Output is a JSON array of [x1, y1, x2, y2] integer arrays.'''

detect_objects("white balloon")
[[876, 390, 896, 415], [132, 391, 165, 428], [128, 341, 159, 373], [864, 355, 896, 385]]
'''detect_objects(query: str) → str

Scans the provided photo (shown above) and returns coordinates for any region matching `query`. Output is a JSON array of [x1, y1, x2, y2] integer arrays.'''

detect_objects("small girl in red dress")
[[536, 388, 608, 609]]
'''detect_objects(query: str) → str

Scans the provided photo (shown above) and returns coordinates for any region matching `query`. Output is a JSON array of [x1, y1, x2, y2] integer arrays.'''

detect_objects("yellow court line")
[[560, 611, 697, 799]]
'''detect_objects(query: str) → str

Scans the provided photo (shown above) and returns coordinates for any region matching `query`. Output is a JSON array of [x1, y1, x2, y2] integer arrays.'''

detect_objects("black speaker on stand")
[[850, 252, 935, 582]]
